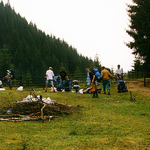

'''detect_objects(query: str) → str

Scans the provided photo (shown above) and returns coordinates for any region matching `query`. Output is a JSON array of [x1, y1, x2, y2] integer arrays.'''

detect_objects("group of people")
[[86, 64, 123, 98], [45, 64, 123, 96], [45, 67, 69, 92], [2, 65, 123, 94]]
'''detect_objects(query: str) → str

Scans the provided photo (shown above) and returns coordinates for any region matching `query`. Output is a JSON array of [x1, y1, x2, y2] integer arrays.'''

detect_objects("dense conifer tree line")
[[0, 2, 94, 81]]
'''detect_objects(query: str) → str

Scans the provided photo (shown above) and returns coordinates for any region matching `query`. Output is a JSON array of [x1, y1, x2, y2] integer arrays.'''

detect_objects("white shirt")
[[115, 68, 122, 75], [46, 70, 54, 80]]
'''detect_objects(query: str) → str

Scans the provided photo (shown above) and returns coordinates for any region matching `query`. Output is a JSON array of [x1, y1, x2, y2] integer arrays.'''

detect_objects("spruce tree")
[[126, 0, 150, 71]]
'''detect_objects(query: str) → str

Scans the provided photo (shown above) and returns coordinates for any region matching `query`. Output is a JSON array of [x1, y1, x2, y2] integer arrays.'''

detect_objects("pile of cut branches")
[[0, 92, 77, 122]]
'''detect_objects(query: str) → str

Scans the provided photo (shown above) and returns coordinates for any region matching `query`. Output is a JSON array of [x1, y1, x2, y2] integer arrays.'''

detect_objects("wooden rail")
[[2, 72, 150, 88]]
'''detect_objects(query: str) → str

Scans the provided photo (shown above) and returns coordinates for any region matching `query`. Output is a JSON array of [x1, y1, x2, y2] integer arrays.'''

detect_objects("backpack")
[[93, 67, 102, 82], [9, 69, 15, 79], [57, 84, 63, 91], [118, 80, 128, 92]]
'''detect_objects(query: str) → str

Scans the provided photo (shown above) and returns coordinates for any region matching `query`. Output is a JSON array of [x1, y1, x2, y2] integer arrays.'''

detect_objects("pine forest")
[[0, 2, 95, 83]]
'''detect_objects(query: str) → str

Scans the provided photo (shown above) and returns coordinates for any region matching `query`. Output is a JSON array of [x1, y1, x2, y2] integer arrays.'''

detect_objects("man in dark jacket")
[[59, 67, 69, 91]]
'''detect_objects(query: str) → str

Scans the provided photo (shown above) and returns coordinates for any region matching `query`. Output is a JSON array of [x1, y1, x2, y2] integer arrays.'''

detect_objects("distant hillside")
[[0, 2, 94, 80]]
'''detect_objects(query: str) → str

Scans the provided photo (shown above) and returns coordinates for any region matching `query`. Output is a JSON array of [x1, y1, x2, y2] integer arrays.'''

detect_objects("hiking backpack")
[[93, 67, 102, 82], [118, 80, 128, 92], [9, 69, 15, 79]]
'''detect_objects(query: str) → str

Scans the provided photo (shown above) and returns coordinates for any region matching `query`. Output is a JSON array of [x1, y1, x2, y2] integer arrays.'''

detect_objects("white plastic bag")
[[78, 89, 83, 94], [17, 86, 23, 91], [0, 88, 5, 91]]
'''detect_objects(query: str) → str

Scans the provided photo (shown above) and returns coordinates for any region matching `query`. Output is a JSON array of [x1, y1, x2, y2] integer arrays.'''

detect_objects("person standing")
[[59, 67, 69, 91], [101, 66, 113, 95], [115, 64, 123, 92], [5, 70, 13, 89], [45, 67, 55, 92], [86, 68, 98, 98], [86, 71, 90, 85]]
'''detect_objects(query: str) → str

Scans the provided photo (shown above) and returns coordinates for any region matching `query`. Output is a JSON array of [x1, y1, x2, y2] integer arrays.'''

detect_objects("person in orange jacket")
[[101, 66, 113, 95]]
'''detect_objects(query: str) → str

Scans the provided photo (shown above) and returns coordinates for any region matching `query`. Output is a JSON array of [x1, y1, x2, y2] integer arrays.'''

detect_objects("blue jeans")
[[61, 79, 66, 89], [103, 80, 110, 91]]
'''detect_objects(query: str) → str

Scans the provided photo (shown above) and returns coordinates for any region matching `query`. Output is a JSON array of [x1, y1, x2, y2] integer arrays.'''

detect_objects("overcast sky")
[[2, 0, 134, 72]]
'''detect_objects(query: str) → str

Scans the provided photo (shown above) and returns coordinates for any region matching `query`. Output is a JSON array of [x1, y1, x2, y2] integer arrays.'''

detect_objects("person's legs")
[[92, 83, 98, 98], [9, 84, 12, 90], [50, 80, 55, 92], [105, 80, 110, 95], [7, 79, 12, 90], [95, 86, 98, 98], [68, 80, 72, 91], [62, 80, 66, 89], [9, 79, 13, 90], [45, 80, 50, 92], [103, 80, 106, 94], [117, 79, 120, 92], [92, 83, 96, 98]]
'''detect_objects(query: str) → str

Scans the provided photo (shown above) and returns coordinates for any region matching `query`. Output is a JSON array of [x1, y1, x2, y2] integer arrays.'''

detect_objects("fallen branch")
[[41, 103, 47, 122]]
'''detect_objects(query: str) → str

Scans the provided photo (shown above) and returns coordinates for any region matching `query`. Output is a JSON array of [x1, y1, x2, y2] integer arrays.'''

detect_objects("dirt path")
[[126, 81, 150, 97]]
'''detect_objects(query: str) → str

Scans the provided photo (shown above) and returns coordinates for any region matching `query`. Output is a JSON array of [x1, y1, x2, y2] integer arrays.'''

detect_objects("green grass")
[[0, 84, 150, 149]]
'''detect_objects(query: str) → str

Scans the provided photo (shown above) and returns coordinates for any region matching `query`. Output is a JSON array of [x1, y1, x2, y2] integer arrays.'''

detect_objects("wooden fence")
[[2, 72, 150, 88], [3, 73, 88, 88], [127, 71, 150, 87]]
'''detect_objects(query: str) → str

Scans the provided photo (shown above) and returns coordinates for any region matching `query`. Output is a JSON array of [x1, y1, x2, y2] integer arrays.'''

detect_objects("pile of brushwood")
[[0, 92, 77, 122]]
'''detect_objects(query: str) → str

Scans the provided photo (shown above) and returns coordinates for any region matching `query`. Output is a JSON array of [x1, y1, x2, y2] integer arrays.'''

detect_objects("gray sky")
[[2, 0, 134, 72]]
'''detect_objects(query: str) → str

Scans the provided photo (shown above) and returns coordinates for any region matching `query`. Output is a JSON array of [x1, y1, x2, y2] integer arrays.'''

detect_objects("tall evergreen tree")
[[126, 0, 150, 72]]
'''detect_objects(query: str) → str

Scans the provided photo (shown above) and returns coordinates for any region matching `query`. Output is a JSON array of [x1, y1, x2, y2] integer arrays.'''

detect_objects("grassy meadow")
[[0, 83, 150, 150]]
